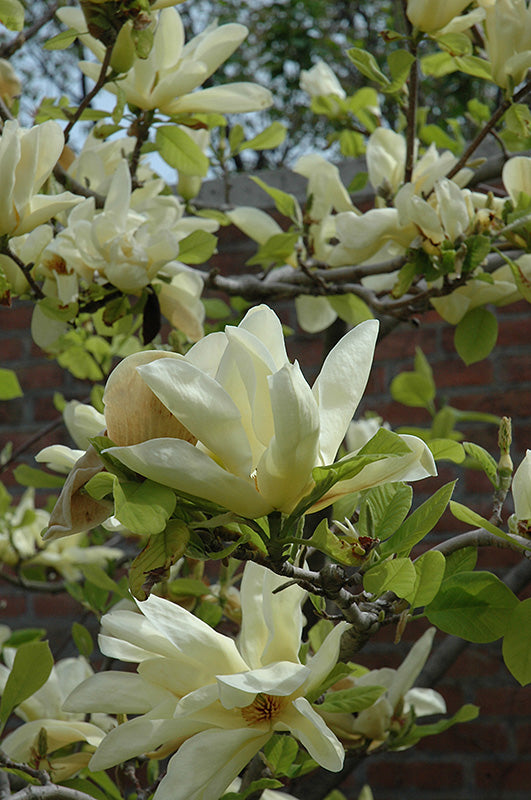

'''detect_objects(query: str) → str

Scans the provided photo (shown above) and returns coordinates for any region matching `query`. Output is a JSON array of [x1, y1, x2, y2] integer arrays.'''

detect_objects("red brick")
[[435, 358, 494, 387], [0, 594, 27, 617], [516, 722, 531, 754], [446, 646, 505, 679], [497, 353, 531, 384], [474, 686, 531, 715], [0, 336, 27, 359], [375, 326, 438, 360], [418, 721, 508, 753], [496, 318, 531, 348], [475, 760, 531, 791], [17, 363, 65, 390], [367, 760, 463, 790], [0, 305, 32, 330], [34, 593, 81, 618]]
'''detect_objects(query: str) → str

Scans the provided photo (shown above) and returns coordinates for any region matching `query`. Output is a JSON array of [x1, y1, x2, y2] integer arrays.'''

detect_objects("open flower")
[[512, 450, 531, 521], [0, 120, 81, 237], [0, 655, 113, 781], [102, 305, 436, 519], [59, 6, 272, 115], [406, 0, 472, 32], [65, 562, 348, 800], [481, 0, 531, 89], [300, 61, 346, 98], [319, 628, 445, 745]]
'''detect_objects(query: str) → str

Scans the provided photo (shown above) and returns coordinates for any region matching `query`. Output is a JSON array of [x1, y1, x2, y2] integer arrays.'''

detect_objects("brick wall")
[[1, 207, 530, 798]]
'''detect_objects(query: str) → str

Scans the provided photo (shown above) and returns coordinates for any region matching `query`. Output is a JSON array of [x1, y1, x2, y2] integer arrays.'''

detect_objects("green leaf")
[[168, 577, 208, 597], [84, 471, 116, 501], [240, 122, 286, 152], [358, 427, 412, 457], [392, 260, 417, 298], [316, 684, 386, 713], [37, 296, 78, 322], [397, 704, 479, 748], [0, 0, 24, 30], [246, 231, 300, 268], [421, 51, 458, 78], [44, 28, 79, 50], [462, 442, 498, 486], [426, 571, 518, 642], [221, 779, 283, 800], [113, 480, 176, 535], [358, 482, 413, 541], [364, 557, 417, 598], [194, 600, 223, 628], [428, 438, 465, 463], [155, 126, 209, 176], [453, 55, 492, 81], [177, 230, 217, 264], [263, 734, 299, 777], [81, 564, 126, 597], [503, 598, 531, 686], [228, 124, 245, 153], [390, 371, 435, 410], [347, 47, 390, 87], [13, 465, 64, 489], [0, 368, 22, 400], [328, 294, 373, 325], [406, 550, 446, 608], [129, 519, 190, 600], [71, 623, 93, 659], [495, 249, 531, 302], [462, 235, 491, 273], [431, 406, 457, 438], [0, 641, 53, 732], [455, 307, 498, 365], [449, 501, 528, 550], [385, 49, 415, 93], [307, 619, 334, 654], [435, 32, 473, 57], [250, 177, 300, 221], [443, 546, 477, 579], [3, 629, 45, 648], [379, 481, 456, 558]]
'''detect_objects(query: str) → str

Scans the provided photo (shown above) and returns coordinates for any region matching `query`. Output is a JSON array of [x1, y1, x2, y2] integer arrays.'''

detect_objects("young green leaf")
[[502, 598, 531, 686], [155, 126, 209, 176], [129, 519, 190, 600], [113, 480, 177, 535], [426, 571, 518, 642], [379, 481, 456, 558], [406, 550, 446, 609], [363, 557, 417, 598], [0, 641, 53, 732], [316, 684, 386, 713], [454, 307, 498, 365]]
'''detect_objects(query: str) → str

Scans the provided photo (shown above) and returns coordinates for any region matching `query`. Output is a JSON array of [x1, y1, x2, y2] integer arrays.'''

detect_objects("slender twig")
[[63, 45, 114, 144], [0, 750, 51, 786], [404, 42, 418, 183], [2, 246, 44, 300], [447, 78, 531, 181], [0, 414, 66, 474]]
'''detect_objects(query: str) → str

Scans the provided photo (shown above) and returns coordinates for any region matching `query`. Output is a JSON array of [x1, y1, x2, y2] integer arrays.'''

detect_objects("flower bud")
[[406, 0, 471, 32]]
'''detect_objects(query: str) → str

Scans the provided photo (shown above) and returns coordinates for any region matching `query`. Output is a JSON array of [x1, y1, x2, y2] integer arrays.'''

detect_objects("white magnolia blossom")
[[0, 488, 122, 581], [65, 562, 348, 800], [431, 254, 531, 323], [512, 450, 531, 521], [0, 58, 21, 106], [395, 178, 475, 246], [103, 305, 436, 518], [481, 0, 531, 88], [0, 120, 81, 237], [66, 133, 153, 196], [0, 655, 113, 781], [345, 416, 388, 453], [406, 0, 472, 32], [300, 61, 346, 98], [59, 6, 273, 115], [503, 154, 531, 204], [320, 628, 446, 744]]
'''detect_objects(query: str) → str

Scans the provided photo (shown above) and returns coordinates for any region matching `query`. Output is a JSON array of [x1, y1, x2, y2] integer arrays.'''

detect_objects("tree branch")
[[0, 3, 60, 60]]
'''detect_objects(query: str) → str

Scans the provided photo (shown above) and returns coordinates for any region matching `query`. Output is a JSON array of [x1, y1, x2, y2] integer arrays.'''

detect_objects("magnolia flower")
[[65, 562, 347, 800], [512, 450, 531, 521], [395, 178, 475, 246], [320, 628, 446, 745], [102, 305, 436, 519], [503, 154, 531, 204], [0, 655, 113, 781], [345, 416, 388, 453], [0, 59, 21, 106], [44, 351, 196, 540], [0, 120, 81, 237], [67, 133, 152, 196], [300, 61, 346, 98], [59, 7, 272, 115], [406, 0, 472, 32], [430, 255, 531, 323], [481, 0, 531, 89]]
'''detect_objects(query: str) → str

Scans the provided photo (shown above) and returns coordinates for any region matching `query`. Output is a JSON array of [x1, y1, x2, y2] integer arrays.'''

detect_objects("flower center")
[[241, 693, 286, 726]]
